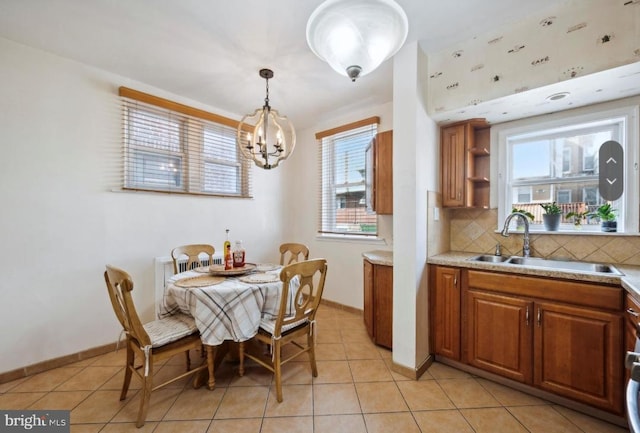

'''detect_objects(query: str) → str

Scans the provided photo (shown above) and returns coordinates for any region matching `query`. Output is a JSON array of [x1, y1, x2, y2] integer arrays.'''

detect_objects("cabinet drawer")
[[466, 270, 622, 310]]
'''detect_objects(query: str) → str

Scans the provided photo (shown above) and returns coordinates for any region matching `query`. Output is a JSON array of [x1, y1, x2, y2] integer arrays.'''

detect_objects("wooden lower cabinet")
[[430, 266, 461, 360], [363, 259, 393, 349], [466, 290, 533, 383], [534, 302, 622, 412]]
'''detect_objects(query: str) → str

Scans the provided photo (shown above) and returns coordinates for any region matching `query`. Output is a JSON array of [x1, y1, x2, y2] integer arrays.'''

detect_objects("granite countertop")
[[428, 251, 640, 300], [363, 250, 393, 266]]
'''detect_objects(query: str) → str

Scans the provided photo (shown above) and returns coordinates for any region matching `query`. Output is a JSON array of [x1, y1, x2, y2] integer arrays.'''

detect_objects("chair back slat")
[[104, 265, 151, 347], [171, 244, 215, 274], [274, 259, 327, 336], [279, 243, 310, 265]]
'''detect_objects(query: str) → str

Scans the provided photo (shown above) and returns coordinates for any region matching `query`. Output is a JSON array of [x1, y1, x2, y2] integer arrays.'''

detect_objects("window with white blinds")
[[120, 87, 251, 197], [317, 117, 379, 236]]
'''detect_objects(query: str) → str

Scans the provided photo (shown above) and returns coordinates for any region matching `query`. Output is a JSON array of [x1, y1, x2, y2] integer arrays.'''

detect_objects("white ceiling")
[[0, 0, 567, 130]]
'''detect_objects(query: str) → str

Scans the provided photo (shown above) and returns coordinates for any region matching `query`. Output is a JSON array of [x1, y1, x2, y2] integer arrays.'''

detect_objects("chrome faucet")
[[501, 212, 531, 257]]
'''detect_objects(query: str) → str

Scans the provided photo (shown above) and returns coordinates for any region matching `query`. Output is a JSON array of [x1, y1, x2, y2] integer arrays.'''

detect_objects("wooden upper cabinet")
[[441, 119, 490, 208], [367, 130, 393, 215]]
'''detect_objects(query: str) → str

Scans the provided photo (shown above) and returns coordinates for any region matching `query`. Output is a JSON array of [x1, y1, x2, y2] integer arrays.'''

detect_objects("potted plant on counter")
[[565, 210, 589, 230], [589, 203, 617, 232], [511, 207, 534, 230], [540, 202, 562, 231]]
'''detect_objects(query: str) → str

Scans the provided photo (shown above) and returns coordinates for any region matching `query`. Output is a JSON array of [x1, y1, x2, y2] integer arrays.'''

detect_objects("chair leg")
[[136, 357, 153, 428], [308, 332, 318, 377], [274, 340, 283, 402], [120, 344, 134, 400], [238, 341, 245, 377]]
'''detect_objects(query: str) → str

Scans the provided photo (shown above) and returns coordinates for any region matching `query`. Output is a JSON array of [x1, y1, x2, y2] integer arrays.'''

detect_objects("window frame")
[[119, 87, 251, 198], [497, 103, 639, 234]]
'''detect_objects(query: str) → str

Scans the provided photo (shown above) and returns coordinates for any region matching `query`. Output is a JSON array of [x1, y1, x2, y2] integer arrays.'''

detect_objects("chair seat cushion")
[[259, 316, 308, 335], [144, 314, 199, 347]]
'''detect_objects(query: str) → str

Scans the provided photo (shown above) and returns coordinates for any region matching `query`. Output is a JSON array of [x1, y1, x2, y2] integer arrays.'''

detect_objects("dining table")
[[158, 262, 292, 389]]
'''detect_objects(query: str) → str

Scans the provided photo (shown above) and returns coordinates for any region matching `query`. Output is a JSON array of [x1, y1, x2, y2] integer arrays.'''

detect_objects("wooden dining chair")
[[279, 242, 309, 265], [171, 244, 215, 275], [104, 265, 212, 428], [238, 258, 328, 402]]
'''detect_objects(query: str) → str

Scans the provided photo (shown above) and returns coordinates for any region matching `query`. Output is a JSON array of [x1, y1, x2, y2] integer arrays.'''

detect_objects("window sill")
[[316, 234, 388, 244]]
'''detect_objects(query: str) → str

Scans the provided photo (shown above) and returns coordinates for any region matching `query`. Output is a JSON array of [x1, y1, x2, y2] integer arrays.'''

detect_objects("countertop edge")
[[427, 251, 640, 298], [363, 250, 393, 266]]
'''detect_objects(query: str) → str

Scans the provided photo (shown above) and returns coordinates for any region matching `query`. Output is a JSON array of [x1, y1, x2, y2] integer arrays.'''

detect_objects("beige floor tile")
[[413, 409, 475, 433], [355, 382, 409, 413], [99, 369, 142, 391], [227, 363, 272, 387], [551, 405, 629, 433], [314, 343, 347, 361], [69, 424, 105, 433], [363, 412, 421, 433], [349, 359, 393, 382], [427, 362, 472, 379], [151, 363, 195, 389], [508, 405, 585, 433], [313, 383, 361, 415], [153, 420, 211, 433], [313, 360, 353, 384], [71, 390, 130, 424], [344, 342, 382, 360], [279, 360, 313, 385], [476, 378, 549, 406], [11, 367, 83, 392], [0, 376, 28, 393], [396, 380, 456, 411], [260, 416, 313, 433], [99, 421, 158, 432], [28, 390, 92, 410], [214, 385, 269, 419], [314, 414, 367, 433], [264, 384, 312, 417], [316, 328, 342, 343], [340, 329, 373, 344], [163, 387, 224, 420], [377, 346, 392, 359], [111, 387, 182, 423], [0, 391, 47, 409], [439, 378, 501, 408], [461, 407, 529, 433], [207, 418, 262, 433], [56, 366, 122, 391]]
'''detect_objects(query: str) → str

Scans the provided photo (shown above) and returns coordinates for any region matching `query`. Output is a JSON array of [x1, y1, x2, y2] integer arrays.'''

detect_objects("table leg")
[[238, 341, 245, 377], [206, 345, 216, 390]]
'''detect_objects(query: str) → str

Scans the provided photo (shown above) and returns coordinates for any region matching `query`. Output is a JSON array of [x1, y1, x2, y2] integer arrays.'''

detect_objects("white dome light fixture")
[[306, 0, 409, 82], [236, 69, 296, 170]]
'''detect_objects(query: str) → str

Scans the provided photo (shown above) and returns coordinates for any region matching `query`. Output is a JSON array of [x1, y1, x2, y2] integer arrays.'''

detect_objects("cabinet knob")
[[537, 308, 542, 327], [628, 308, 640, 318], [525, 306, 530, 326]]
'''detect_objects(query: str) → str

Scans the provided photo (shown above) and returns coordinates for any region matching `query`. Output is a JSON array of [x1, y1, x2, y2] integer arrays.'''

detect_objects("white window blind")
[[316, 117, 378, 236], [120, 87, 251, 198]]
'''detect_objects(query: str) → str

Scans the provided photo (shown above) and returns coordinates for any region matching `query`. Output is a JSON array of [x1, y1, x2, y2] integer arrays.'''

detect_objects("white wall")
[[0, 37, 288, 373], [285, 103, 394, 310]]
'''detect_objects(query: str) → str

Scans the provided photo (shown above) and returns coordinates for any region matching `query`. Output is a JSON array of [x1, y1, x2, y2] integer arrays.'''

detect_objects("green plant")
[[511, 207, 534, 220], [565, 210, 589, 227], [540, 202, 562, 215], [589, 203, 617, 222]]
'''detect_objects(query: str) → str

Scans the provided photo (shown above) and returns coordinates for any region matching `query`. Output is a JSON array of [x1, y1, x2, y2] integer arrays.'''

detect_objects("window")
[[120, 87, 251, 197], [499, 104, 639, 233], [316, 117, 379, 236]]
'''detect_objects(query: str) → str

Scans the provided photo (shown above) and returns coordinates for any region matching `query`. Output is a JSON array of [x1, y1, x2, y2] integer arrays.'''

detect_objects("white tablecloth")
[[159, 267, 290, 346]]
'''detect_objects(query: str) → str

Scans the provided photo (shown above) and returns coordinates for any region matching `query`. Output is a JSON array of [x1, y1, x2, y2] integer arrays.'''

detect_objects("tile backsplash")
[[448, 208, 640, 266]]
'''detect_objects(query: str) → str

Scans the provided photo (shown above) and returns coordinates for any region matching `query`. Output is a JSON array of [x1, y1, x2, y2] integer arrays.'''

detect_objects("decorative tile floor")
[[0, 305, 630, 432]]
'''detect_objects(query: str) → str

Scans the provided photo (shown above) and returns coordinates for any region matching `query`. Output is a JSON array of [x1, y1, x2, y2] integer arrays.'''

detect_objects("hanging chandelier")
[[306, 0, 409, 82], [236, 69, 296, 170]]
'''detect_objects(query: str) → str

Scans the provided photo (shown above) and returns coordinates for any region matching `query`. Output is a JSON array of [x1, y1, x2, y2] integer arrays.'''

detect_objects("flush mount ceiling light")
[[546, 92, 570, 101], [306, 0, 409, 82], [236, 69, 296, 170]]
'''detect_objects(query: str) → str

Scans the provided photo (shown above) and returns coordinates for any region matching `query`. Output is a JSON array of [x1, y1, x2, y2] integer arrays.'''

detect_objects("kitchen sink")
[[506, 256, 623, 275], [468, 255, 510, 263]]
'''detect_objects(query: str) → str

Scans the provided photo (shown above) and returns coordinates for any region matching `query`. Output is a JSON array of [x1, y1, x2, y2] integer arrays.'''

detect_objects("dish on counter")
[[255, 263, 281, 272]]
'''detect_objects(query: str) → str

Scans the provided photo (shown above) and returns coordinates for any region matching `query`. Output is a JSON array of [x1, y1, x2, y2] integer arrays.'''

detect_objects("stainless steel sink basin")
[[506, 256, 623, 275], [468, 255, 510, 263]]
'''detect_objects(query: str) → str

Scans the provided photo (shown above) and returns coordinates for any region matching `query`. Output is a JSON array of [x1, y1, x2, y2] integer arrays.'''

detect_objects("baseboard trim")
[[0, 341, 119, 385], [320, 298, 363, 316], [391, 354, 434, 380]]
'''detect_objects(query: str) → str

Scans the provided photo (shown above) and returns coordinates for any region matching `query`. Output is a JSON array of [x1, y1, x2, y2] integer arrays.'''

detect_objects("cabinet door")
[[363, 260, 374, 339], [374, 130, 393, 214], [431, 266, 461, 360], [534, 302, 623, 414], [441, 124, 466, 207], [466, 290, 533, 383], [374, 264, 393, 349]]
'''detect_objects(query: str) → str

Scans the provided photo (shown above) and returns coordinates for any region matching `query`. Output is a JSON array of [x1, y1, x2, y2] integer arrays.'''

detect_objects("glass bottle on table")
[[223, 229, 233, 270], [233, 240, 245, 268]]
